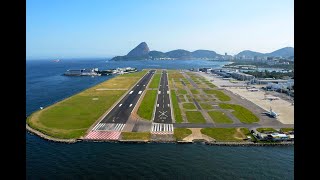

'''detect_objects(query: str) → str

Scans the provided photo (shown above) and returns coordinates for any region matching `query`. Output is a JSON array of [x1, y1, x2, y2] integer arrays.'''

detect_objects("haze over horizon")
[[27, 0, 293, 59]]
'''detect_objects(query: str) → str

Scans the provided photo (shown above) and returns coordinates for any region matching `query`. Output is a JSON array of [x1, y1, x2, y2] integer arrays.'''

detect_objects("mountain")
[[236, 50, 264, 57], [127, 42, 150, 57], [165, 49, 192, 58], [266, 47, 294, 57], [191, 50, 222, 58], [111, 42, 150, 61], [111, 42, 225, 61], [110, 42, 293, 61], [236, 47, 294, 58], [148, 50, 166, 58]]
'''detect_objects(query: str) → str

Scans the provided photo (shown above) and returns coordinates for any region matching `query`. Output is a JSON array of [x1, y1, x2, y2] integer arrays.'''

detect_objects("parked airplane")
[[264, 95, 279, 101], [264, 107, 279, 118], [247, 88, 259, 92]]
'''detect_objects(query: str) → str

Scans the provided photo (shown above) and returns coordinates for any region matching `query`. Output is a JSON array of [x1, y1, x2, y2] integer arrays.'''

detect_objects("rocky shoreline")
[[26, 124, 78, 143]]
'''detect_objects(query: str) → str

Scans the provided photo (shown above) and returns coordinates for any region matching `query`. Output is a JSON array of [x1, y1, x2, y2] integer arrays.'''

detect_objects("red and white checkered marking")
[[151, 123, 174, 135], [85, 123, 125, 140], [84, 131, 121, 140]]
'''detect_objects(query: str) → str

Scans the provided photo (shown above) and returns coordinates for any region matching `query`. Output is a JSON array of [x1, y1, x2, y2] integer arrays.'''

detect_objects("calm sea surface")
[[26, 59, 293, 179]]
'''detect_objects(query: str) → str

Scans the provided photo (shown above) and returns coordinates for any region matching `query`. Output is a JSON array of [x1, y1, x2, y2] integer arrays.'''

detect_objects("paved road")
[[100, 70, 155, 124], [153, 70, 172, 124]]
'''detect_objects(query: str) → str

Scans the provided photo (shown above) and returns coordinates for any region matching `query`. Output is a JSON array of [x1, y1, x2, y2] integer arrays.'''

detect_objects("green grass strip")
[[137, 90, 157, 120], [185, 111, 206, 123], [207, 111, 233, 124], [149, 73, 161, 88], [174, 128, 192, 141], [177, 89, 187, 94], [200, 103, 214, 110], [190, 89, 199, 94], [121, 132, 151, 140], [171, 90, 183, 123], [256, 128, 277, 133], [183, 103, 196, 109], [219, 103, 259, 123], [203, 89, 230, 101], [201, 128, 244, 142]]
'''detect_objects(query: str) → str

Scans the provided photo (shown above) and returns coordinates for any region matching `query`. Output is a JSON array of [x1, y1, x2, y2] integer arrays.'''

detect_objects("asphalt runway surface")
[[100, 70, 155, 124], [153, 70, 173, 124]]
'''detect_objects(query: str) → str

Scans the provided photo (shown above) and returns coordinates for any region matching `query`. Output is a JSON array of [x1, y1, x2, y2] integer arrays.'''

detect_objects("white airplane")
[[247, 88, 258, 92], [264, 107, 279, 118], [264, 95, 279, 101]]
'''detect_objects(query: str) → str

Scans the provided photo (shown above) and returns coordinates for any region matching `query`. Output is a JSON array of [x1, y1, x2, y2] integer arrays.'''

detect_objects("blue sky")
[[26, 0, 294, 59]]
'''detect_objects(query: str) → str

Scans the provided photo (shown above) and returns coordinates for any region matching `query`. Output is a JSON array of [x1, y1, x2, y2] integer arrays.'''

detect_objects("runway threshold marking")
[[151, 123, 174, 134], [138, 91, 142, 94], [129, 91, 134, 94]]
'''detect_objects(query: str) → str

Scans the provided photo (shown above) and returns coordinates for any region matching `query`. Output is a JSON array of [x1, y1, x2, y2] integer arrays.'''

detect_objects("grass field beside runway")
[[178, 95, 186, 102], [27, 70, 147, 139], [177, 89, 187, 94], [94, 70, 147, 90], [200, 103, 214, 110], [201, 128, 246, 142], [174, 128, 192, 141], [190, 89, 199, 94], [137, 90, 158, 120], [203, 89, 231, 101], [149, 73, 161, 88], [121, 132, 151, 140], [171, 90, 183, 123], [256, 128, 277, 133], [207, 111, 233, 124], [219, 103, 259, 124], [182, 103, 197, 110], [185, 111, 206, 123], [280, 128, 294, 133]]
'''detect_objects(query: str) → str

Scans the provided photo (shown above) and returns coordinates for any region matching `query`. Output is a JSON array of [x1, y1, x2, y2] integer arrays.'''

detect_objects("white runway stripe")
[[92, 123, 125, 131], [151, 123, 174, 134]]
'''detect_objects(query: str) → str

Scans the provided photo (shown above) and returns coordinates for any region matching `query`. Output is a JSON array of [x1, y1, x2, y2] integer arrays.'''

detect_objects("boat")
[[53, 59, 60, 62]]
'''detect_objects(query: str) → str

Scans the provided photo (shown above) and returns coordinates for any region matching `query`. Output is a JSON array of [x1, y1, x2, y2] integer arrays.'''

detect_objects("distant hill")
[[112, 42, 150, 61], [237, 50, 264, 57], [165, 49, 192, 58], [127, 42, 150, 57], [111, 42, 224, 61], [110, 42, 293, 61], [148, 50, 166, 58], [266, 47, 294, 57], [191, 50, 222, 58], [236, 47, 294, 58]]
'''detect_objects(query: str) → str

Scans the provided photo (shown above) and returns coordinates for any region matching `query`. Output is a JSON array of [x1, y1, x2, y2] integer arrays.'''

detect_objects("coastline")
[[26, 126, 293, 146], [26, 124, 78, 143]]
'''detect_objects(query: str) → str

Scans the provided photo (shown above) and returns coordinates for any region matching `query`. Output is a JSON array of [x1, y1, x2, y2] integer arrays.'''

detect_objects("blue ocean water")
[[26, 59, 294, 179]]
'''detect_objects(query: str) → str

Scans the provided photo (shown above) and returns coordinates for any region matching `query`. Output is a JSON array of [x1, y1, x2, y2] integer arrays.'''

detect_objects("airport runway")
[[153, 70, 172, 124], [100, 70, 155, 124]]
